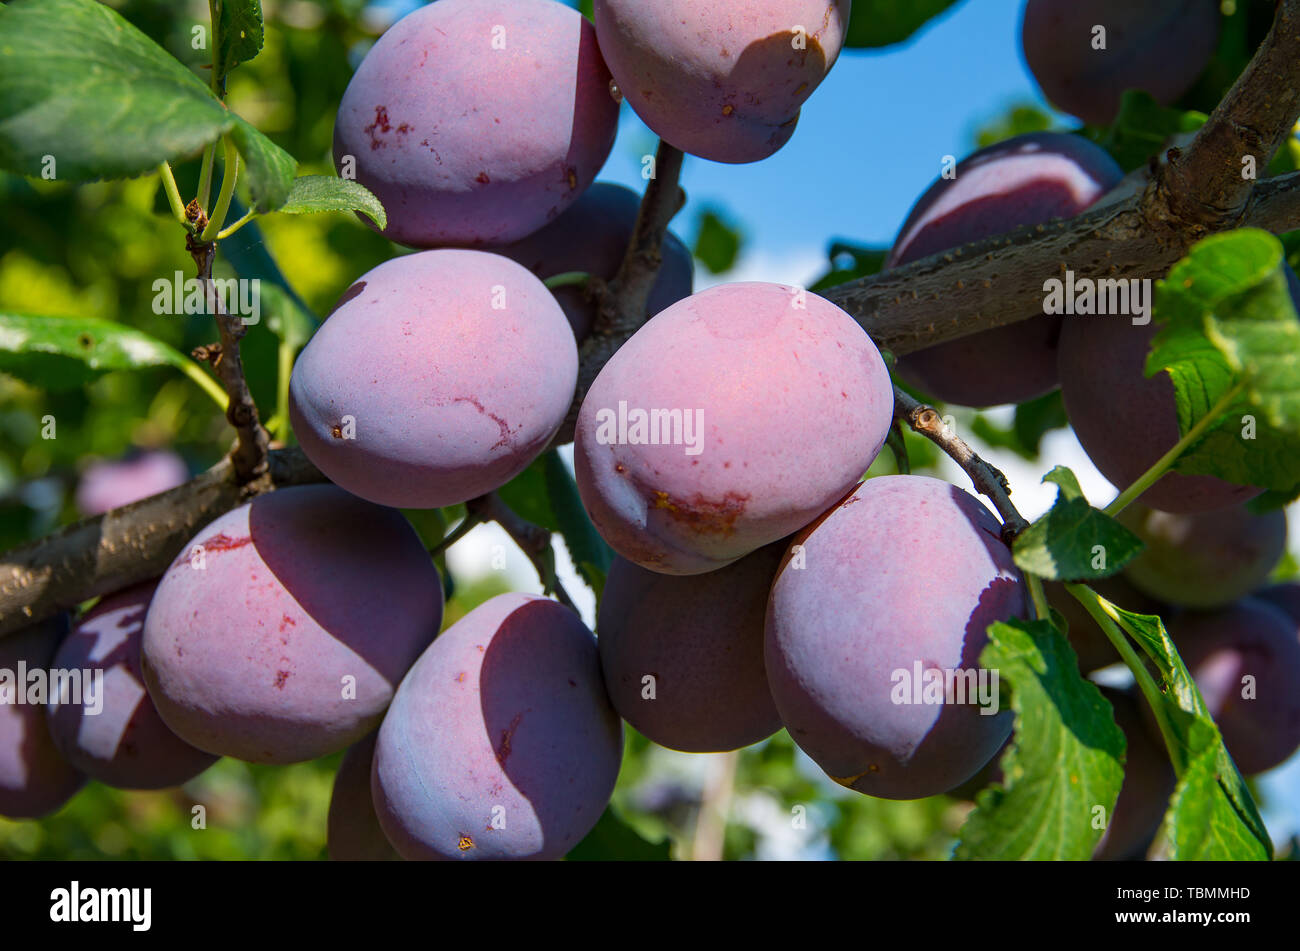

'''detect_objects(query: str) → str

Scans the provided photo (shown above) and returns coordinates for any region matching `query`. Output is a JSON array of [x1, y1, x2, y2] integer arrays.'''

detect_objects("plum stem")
[[549, 140, 687, 447], [1026, 574, 1049, 622], [543, 271, 591, 291], [892, 386, 1030, 544], [466, 493, 577, 612], [1102, 382, 1246, 519], [158, 163, 188, 226], [428, 511, 483, 557], [201, 138, 240, 243]]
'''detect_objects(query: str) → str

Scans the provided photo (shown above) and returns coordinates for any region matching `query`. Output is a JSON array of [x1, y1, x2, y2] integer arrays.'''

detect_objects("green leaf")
[[0, 313, 199, 390], [1013, 390, 1069, 455], [974, 103, 1053, 150], [692, 208, 743, 275], [496, 457, 560, 533], [260, 284, 316, 351], [1148, 229, 1300, 492], [845, 0, 960, 49], [1093, 600, 1271, 860], [401, 508, 448, 554], [279, 175, 387, 231], [229, 116, 297, 212], [809, 241, 888, 292], [566, 806, 671, 861], [1012, 467, 1145, 581], [543, 451, 612, 597], [1086, 90, 1207, 173], [954, 617, 1124, 860], [0, 0, 230, 181], [213, 0, 264, 83]]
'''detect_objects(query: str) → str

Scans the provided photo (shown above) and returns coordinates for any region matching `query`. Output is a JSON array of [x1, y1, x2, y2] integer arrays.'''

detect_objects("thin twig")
[[186, 234, 271, 487], [550, 140, 687, 446], [466, 493, 577, 612], [893, 386, 1029, 544]]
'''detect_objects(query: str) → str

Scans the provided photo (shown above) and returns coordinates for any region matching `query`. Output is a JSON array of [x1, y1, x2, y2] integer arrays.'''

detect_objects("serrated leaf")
[[1148, 229, 1300, 493], [845, 0, 959, 49], [1087, 90, 1207, 172], [213, 0, 264, 82], [0, 0, 230, 181], [565, 805, 671, 861], [229, 115, 297, 212], [0, 313, 198, 390], [279, 175, 387, 230], [954, 617, 1124, 860], [1013, 467, 1144, 581], [543, 450, 612, 596], [1080, 595, 1271, 860]]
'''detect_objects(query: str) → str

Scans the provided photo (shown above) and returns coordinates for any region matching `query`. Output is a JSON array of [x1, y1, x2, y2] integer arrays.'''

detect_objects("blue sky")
[[596, 0, 1042, 273]]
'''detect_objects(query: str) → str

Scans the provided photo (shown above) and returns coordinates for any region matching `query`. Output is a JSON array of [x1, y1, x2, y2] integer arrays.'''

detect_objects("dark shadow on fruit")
[[249, 486, 437, 688]]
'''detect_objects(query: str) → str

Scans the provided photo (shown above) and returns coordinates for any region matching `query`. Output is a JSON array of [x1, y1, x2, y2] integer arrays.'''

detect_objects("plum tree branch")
[[186, 231, 272, 487], [823, 0, 1300, 352], [893, 387, 1029, 545], [550, 139, 687, 446], [0, 448, 325, 636], [3, 2, 1300, 633]]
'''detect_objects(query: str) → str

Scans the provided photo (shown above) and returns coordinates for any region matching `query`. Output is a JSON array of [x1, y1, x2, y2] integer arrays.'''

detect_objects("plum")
[[493, 182, 694, 340], [765, 475, 1024, 800], [372, 593, 622, 861], [1022, 0, 1221, 125], [593, 0, 850, 163], [1256, 581, 1300, 623], [1166, 598, 1300, 776], [333, 0, 619, 247], [75, 450, 188, 516], [328, 732, 400, 862], [575, 282, 893, 575], [1094, 686, 1175, 861], [46, 581, 218, 789], [889, 132, 1123, 407], [1059, 268, 1300, 515], [0, 615, 86, 818], [289, 249, 578, 509], [1120, 504, 1287, 609], [141, 485, 443, 764], [597, 542, 785, 753]]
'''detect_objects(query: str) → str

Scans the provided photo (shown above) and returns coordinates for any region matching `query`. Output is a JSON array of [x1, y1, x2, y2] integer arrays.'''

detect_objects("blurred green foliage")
[[2, 0, 1296, 863]]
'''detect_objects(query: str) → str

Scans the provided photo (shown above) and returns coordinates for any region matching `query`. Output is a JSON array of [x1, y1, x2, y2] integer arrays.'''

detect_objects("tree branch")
[[4, 1, 1300, 633], [550, 140, 686, 446], [1152, 0, 1300, 235], [0, 448, 325, 635], [465, 493, 577, 612], [893, 387, 1029, 545], [186, 233, 271, 487]]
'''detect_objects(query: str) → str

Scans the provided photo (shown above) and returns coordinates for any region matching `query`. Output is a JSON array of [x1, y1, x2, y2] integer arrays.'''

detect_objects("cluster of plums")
[[3, 0, 1296, 862]]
